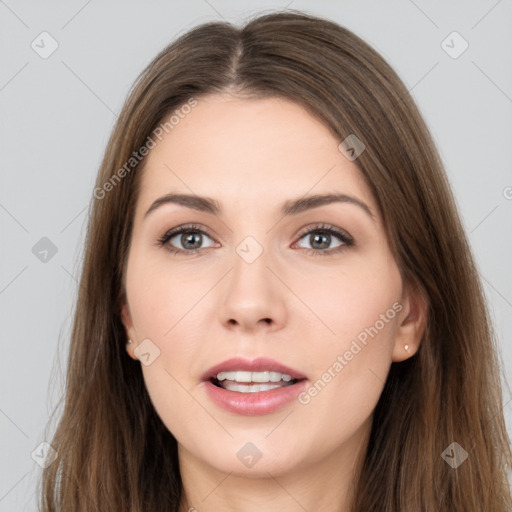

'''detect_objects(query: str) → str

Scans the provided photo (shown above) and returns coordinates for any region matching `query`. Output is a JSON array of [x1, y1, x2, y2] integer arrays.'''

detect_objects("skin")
[[121, 94, 426, 512]]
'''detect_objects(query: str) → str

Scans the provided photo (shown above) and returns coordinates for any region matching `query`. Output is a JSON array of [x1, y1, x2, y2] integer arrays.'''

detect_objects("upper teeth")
[[216, 371, 293, 383]]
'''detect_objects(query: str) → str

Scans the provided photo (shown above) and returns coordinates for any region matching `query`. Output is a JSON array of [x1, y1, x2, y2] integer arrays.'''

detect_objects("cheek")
[[291, 262, 402, 438], [291, 259, 402, 405], [126, 253, 214, 343], [128, 279, 214, 442], [290, 255, 402, 353], [125, 252, 221, 424]]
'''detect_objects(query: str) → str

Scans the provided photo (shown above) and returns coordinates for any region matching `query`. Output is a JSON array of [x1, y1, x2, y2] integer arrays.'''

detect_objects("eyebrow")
[[144, 192, 375, 221]]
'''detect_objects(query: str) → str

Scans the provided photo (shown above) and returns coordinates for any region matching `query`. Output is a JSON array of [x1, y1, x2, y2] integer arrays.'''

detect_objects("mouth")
[[210, 370, 303, 393], [201, 357, 308, 415]]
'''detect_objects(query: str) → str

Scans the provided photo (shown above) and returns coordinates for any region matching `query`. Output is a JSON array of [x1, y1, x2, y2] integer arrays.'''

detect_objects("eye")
[[157, 223, 217, 254], [294, 224, 354, 256], [157, 222, 354, 256]]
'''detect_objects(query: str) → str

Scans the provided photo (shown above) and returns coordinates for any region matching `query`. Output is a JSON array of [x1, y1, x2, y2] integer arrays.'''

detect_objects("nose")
[[217, 244, 287, 334]]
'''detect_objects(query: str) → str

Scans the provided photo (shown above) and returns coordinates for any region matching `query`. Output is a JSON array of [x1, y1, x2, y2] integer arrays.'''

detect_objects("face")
[[121, 94, 424, 478]]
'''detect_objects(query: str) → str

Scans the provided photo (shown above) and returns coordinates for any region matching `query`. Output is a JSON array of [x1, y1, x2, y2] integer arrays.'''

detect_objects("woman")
[[40, 10, 512, 511]]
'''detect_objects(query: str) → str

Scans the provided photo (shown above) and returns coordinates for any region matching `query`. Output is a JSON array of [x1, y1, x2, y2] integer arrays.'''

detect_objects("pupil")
[[182, 232, 202, 249], [311, 232, 330, 249]]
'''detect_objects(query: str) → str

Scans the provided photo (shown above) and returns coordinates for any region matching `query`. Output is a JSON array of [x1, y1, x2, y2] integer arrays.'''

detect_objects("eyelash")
[[156, 222, 354, 257]]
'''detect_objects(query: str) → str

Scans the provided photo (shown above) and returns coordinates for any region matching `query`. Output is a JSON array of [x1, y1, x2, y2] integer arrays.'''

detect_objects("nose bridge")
[[217, 232, 287, 330], [234, 234, 266, 267], [229, 233, 272, 301]]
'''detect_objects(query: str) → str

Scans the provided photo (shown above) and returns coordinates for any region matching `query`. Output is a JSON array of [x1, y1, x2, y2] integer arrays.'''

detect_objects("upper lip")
[[201, 357, 307, 381]]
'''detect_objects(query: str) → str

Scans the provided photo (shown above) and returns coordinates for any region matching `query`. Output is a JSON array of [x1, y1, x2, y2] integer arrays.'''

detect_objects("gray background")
[[1, 1, 511, 510]]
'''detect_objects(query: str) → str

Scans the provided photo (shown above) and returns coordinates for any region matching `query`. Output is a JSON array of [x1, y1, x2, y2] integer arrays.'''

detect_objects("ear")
[[392, 282, 428, 362], [121, 299, 138, 361]]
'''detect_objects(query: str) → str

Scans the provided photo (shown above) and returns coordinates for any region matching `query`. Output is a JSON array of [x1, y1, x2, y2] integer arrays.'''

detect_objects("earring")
[[127, 339, 132, 344], [404, 344, 410, 352]]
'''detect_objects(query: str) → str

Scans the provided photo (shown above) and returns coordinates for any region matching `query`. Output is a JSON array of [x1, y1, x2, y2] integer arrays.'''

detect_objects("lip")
[[201, 357, 308, 416], [203, 379, 308, 416], [201, 357, 307, 381]]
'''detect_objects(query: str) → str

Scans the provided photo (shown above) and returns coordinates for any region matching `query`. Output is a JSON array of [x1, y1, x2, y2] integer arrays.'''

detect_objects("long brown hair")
[[40, 10, 512, 511]]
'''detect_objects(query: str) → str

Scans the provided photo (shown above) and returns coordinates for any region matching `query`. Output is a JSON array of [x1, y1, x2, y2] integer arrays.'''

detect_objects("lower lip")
[[203, 379, 308, 416]]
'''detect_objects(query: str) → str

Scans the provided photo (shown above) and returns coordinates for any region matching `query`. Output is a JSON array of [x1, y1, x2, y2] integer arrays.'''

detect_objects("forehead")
[[136, 94, 377, 219]]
